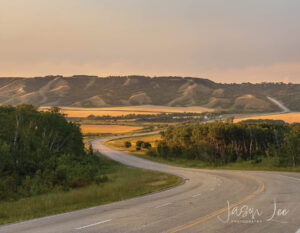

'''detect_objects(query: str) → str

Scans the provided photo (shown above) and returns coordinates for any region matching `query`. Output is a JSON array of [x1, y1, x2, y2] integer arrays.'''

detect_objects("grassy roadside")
[[0, 156, 180, 225], [105, 135, 300, 172]]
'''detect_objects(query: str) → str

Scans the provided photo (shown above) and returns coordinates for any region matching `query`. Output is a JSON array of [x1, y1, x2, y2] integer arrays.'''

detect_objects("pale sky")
[[1, 0, 300, 83]]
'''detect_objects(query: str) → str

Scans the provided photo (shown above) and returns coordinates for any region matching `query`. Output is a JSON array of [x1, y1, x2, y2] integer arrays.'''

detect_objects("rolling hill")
[[0, 75, 299, 113]]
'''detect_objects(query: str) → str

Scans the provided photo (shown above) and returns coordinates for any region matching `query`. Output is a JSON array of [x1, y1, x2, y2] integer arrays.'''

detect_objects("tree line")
[[86, 112, 223, 123], [149, 121, 300, 167], [0, 105, 106, 201]]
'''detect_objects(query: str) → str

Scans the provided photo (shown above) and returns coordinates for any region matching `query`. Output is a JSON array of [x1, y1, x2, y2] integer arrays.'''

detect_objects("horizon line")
[[0, 75, 299, 85]]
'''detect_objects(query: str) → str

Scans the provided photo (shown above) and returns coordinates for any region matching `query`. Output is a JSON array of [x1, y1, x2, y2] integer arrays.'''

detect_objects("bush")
[[124, 141, 132, 148], [95, 175, 109, 184], [142, 142, 152, 149], [251, 158, 262, 164], [69, 178, 91, 188], [136, 140, 144, 147], [146, 149, 157, 157]]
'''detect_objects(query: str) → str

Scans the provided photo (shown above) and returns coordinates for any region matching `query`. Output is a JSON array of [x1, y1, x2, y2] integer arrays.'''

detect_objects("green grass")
[[105, 135, 300, 173], [0, 156, 180, 225]]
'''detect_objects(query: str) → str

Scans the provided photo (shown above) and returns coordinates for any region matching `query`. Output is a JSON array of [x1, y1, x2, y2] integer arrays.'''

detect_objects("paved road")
[[1, 135, 299, 233], [267, 96, 290, 113]]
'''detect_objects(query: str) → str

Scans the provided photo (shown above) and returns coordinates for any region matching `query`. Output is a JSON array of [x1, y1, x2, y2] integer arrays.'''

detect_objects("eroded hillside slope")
[[0, 76, 299, 113]]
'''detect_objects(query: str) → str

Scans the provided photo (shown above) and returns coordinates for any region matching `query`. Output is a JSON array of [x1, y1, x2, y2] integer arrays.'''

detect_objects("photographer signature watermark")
[[217, 200, 289, 224]]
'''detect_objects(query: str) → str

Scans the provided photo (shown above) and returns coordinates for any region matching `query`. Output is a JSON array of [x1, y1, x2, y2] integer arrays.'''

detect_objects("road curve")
[[267, 96, 290, 113], [0, 134, 299, 233]]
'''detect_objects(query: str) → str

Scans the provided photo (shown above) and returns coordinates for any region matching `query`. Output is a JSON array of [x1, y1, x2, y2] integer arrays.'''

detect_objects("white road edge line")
[[295, 228, 300, 233], [155, 203, 171, 209], [75, 219, 112, 230], [279, 175, 300, 181], [192, 193, 201, 198]]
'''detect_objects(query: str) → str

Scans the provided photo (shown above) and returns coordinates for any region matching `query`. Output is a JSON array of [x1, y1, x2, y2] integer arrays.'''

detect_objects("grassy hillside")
[[1, 76, 299, 113]]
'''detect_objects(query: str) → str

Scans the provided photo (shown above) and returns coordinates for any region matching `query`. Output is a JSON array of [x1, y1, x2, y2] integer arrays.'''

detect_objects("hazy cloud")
[[1, 0, 299, 83]]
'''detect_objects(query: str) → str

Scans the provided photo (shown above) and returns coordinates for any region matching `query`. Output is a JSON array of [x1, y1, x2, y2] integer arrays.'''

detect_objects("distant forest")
[[150, 121, 300, 167], [86, 112, 222, 122]]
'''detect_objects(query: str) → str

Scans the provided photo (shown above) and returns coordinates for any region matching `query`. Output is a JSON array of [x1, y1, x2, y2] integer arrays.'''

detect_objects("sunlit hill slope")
[[0, 75, 299, 113]]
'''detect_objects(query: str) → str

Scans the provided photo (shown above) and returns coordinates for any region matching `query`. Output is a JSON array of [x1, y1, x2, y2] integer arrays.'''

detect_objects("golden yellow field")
[[40, 105, 213, 118], [234, 112, 300, 124], [107, 135, 161, 148], [104, 134, 161, 156], [80, 124, 143, 134]]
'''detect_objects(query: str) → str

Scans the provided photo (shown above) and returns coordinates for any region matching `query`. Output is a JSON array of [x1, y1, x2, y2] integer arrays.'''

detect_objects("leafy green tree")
[[49, 106, 61, 113], [0, 105, 105, 201], [282, 124, 300, 167], [142, 142, 152, 149], [136, 140, 144, 147], [153, 121, 294, 166], [124, 141, 132, 148]]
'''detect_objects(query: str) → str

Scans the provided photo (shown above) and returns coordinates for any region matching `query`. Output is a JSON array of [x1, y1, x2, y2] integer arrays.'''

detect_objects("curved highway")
[[0, 134, 299, 233], [267, 96, 290, 113]]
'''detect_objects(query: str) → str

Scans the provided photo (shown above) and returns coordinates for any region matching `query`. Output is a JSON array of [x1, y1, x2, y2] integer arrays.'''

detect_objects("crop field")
[[104, 134, 162, 159], [40, 105, 213, 118], [234, 112, 300, 124], [106, 134, 161, 149], [80, 124, 143, 134]]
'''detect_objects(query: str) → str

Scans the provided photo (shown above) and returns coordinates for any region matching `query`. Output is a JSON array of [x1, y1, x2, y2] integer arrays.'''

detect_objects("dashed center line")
[[75, 219, 112, 230], [155, 203, 171, 208], [192, 193, 201, 198]]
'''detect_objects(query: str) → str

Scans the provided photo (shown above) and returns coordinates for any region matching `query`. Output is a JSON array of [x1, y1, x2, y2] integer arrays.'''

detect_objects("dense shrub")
[[136, 140, 144, 147], [0, 105, 105, 201], [124, 141, 132, 148], [142, 142, 152, 149]]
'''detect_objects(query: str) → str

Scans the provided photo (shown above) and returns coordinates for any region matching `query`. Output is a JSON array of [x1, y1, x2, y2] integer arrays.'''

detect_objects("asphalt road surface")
[[1, 135, 299, 233], [267, 96, 290, 113]]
